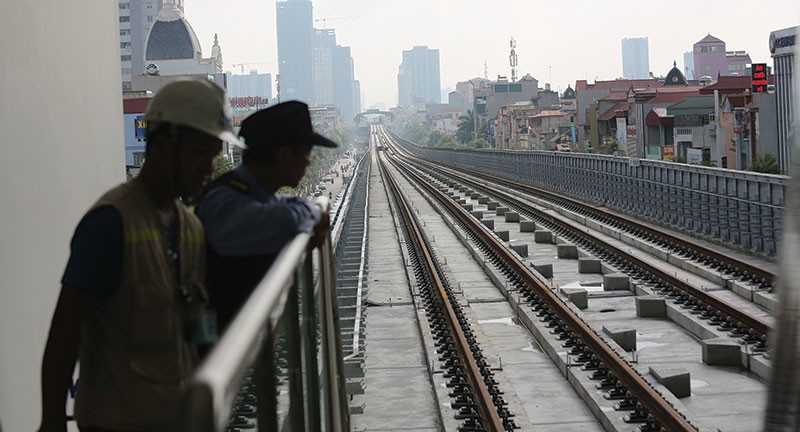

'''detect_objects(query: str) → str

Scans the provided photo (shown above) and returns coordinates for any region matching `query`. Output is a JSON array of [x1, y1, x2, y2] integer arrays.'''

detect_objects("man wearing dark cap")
[[197, 100, 338, 332]]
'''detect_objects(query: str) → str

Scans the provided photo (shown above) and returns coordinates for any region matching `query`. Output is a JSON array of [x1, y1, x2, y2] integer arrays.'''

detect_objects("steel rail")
[[405, 153, 772, 338], [388, 130, 776, 288], [378, 150, 506, 431], [382, 144, 697, 432]]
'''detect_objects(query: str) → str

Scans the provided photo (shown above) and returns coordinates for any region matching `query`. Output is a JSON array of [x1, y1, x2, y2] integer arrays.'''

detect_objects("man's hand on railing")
[[311, 204, 331, 250]]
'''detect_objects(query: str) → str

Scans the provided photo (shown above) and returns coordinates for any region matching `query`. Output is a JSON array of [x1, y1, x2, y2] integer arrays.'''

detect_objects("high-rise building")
[[397, 46, 441, 107], [119, 0, 164, 91], [770, 25, 798, 173], [313, 29, 336, 105], [312, 28, 356, 119], [621, 37, 649, 79], [226, 70, 273, 99], [276, 0, 314, 103], [332, 45, 355, 119], [683, 52, 695, 80]]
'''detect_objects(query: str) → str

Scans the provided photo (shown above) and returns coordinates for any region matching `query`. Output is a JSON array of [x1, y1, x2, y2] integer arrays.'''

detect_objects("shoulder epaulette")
[[227, 178, 249, 194]]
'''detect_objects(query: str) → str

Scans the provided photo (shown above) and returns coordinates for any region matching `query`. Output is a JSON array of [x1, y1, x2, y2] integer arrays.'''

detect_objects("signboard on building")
[[134, 115, 146, 139], [662, 144, 675, 161], [751, 63, 768, 93], [687, 148, 703, 164]]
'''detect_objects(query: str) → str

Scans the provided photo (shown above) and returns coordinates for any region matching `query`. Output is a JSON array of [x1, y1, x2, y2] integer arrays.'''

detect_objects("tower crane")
[[231, 61, 276, 75], [314, 16, 358, 29]]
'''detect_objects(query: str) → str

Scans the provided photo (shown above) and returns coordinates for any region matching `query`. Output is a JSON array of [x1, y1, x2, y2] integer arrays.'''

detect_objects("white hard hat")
[[143, 78, 241, 145]]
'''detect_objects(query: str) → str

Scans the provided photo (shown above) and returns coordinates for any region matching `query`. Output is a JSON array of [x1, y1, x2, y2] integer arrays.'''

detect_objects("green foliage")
[[673, 156, 687, 164], [426, 130, 458, 147], [212, 154, 234, 180], [456, 110, 475, 144], [699, 159, 717, 167], [750, 154, 781, 174], [467, 138, 487, 148]]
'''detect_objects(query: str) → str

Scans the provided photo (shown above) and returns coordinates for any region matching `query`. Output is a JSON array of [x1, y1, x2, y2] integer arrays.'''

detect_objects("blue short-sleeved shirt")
[[197, 165, 321, 256], [61, 206, 123, 297]]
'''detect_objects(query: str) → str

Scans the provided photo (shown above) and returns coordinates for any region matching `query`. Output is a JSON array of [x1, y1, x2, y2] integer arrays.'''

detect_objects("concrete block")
[[603, 273, 630, 291], [471, 210, 484, 219], [462, 204, 474, 211], [495, 230, 510, 241], [457, 199, 467, 205], [702, 338, 741, 367], [510, 242, 528, 257], [520, 220, 536, 232], [561, 288, 588, 309], [534, 230, 553, 244], [636, 295, 667, 318], [496, 206, 509, 216], [481, 218, 495, 230], [532, 263, 553, 278], [603, 326, 636, 351], [557, 244, 578, 259], [505, 212, 520, 222], [649, 367, 691, 398], [578, 257, 602, 273], [487, 202, 499, 210], [478, 197, 489, 204], [470, 192, 480, 199]]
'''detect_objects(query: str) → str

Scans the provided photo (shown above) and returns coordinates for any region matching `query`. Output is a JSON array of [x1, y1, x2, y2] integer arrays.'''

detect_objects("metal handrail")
[[181, 201, 350, 431]]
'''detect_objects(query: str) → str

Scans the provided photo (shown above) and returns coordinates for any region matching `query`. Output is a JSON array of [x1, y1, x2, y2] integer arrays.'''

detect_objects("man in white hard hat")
[[38, 78, 237, 432]]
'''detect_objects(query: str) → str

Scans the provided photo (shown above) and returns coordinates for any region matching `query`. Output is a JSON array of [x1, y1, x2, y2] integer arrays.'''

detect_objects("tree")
[[212, 154, 234, 180], [456, 110, 475, 144], [750, 154, 781, 174]]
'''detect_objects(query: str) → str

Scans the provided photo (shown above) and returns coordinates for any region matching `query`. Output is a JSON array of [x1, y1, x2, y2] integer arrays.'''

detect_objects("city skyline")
[[185, 0, 799, 108]]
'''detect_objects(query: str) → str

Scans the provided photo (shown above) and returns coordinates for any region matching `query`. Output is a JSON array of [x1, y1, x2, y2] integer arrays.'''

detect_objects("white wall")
[[1, 2, 125, 430]]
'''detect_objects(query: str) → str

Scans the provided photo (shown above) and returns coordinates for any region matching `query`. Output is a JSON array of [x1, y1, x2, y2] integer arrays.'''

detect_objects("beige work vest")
[[74, 178, 207, 431]]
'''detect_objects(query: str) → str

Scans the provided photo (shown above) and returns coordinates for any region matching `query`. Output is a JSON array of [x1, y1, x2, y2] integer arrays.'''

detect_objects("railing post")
[[320, 232, 351, 432], [286, 276, 306, 429], [256, 329, 277, 431], [300, 254, 322, 432]]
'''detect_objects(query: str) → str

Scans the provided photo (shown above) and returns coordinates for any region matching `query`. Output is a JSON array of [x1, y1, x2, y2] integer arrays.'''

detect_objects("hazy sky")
[[186, 0, 799, 108]]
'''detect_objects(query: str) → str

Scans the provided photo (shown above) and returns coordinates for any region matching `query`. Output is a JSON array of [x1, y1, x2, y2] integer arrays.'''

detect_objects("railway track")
[[378, 145, 515, 431], [370, 124, 778, 431], [382, 129, 772, 352], [387, 130, 776, 291]]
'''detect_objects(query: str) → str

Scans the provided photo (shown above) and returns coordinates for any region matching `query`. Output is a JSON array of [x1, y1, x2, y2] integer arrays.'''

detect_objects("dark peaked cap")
[[238, 101, 338, 150]]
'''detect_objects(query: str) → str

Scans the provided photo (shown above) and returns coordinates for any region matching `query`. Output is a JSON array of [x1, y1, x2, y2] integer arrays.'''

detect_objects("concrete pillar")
[[649, 367, 691, 398], [561, 288, 588, 309], [603, 273, 630, 291], [702, 338, 741, 366], [510, 242, 528, 257], [636, 295, 667, 318], [532, 263, 553, 278], [557, 244, 578, 259], [603, 326, 637, 351], [534, 230, 554, 244], [578, 257, 602, 273]]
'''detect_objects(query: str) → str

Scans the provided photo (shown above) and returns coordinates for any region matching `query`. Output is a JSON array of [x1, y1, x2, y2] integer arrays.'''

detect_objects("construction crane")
[[231, 61, 276, 75], [314, 16, 358, 29]]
